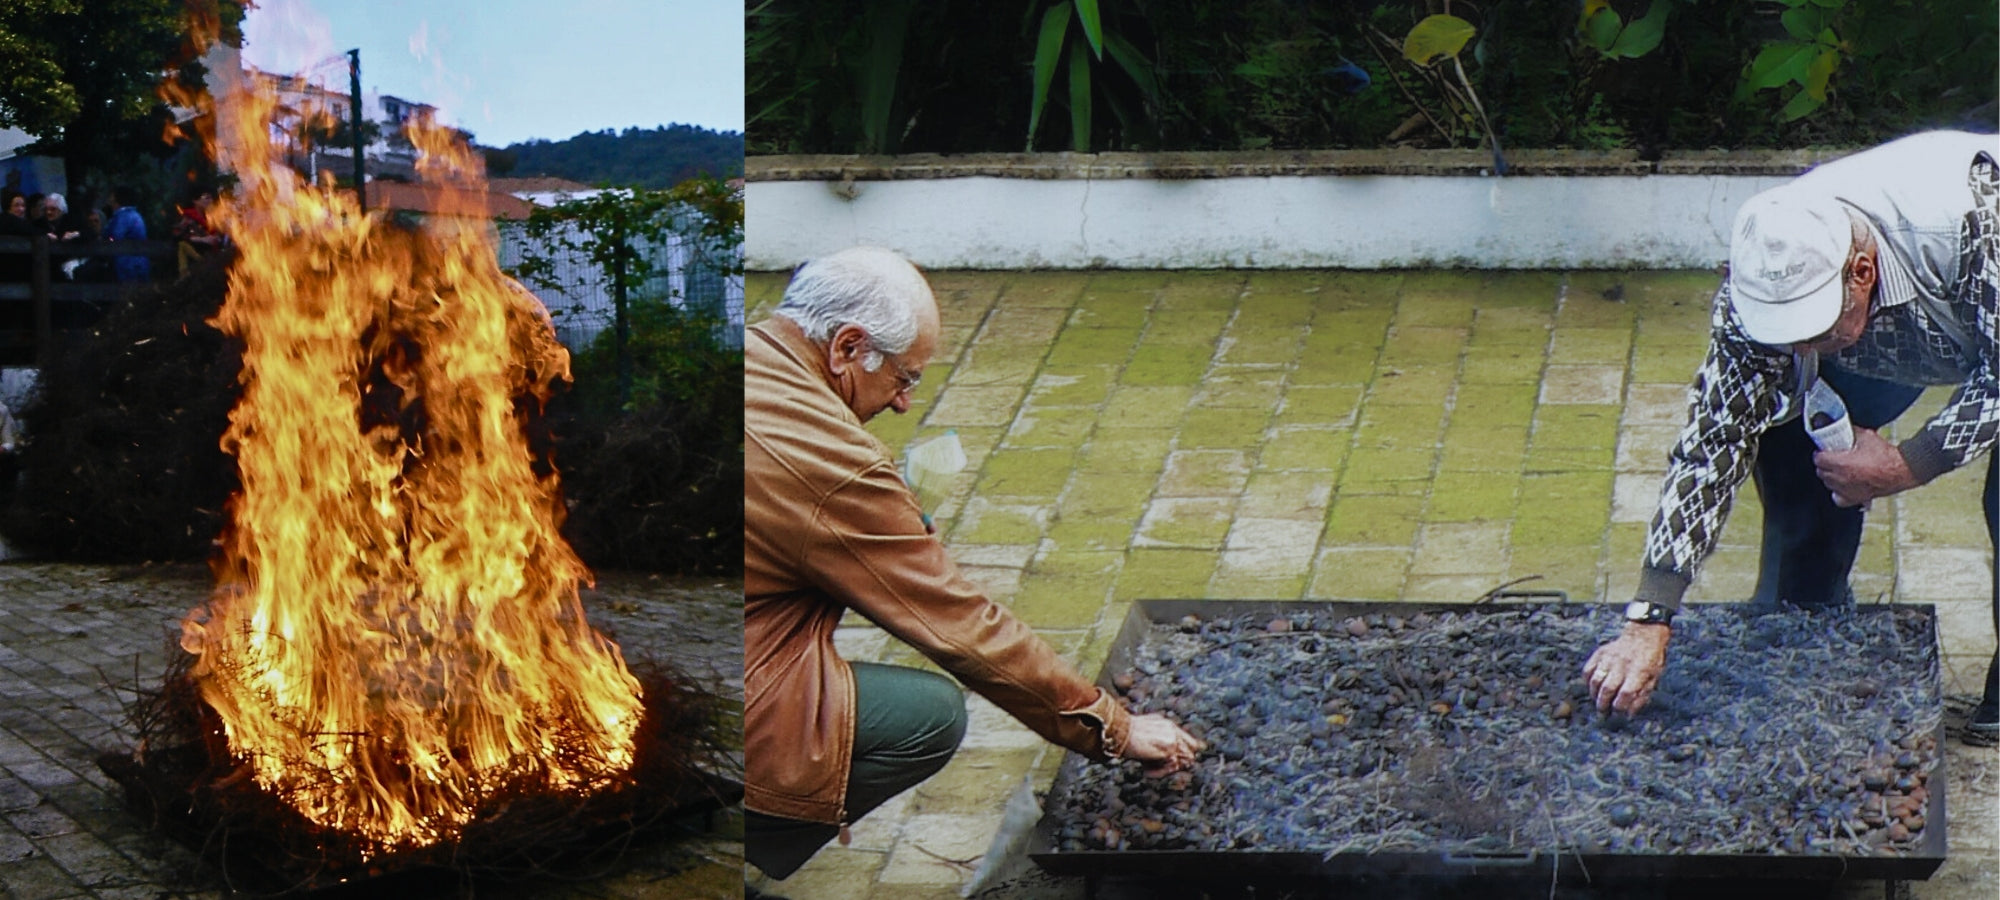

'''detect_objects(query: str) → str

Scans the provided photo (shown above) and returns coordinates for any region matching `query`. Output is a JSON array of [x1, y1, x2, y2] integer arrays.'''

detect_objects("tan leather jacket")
[[744, 318, 1130, 825]]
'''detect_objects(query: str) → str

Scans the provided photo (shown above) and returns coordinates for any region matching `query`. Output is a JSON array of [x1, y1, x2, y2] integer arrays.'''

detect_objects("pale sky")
[[240, 0, 743, 147]]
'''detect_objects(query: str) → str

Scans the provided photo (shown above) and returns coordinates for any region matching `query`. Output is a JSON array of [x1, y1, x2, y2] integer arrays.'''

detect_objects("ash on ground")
[[1045, 605, 1942, 858]]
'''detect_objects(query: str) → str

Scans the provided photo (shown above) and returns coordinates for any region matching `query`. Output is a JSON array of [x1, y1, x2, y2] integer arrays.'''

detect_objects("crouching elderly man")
[[1585, 131, 1999, 742], [744, 246, 1203, 884]]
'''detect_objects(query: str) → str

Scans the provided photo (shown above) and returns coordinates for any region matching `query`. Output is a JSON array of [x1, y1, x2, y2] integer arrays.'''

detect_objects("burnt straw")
[[1046, 605, 1942, 859]]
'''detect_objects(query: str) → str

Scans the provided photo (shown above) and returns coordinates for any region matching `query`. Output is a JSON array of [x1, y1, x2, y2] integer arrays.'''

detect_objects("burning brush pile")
[[96, 60, 734, 890]]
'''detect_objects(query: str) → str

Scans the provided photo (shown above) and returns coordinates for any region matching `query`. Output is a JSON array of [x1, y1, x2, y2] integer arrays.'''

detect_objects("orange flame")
[[177, 69, 642, 849]]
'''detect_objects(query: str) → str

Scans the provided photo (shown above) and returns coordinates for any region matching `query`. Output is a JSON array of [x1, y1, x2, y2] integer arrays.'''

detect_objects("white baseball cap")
[[1727, 191, 1855, 345]]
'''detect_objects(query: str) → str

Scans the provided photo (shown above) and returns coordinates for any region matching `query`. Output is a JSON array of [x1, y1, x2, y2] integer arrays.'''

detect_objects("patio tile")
[[1540, 365, 1624, 405], [1159, 450, 1252, 498], [1134, 498, 1236, 550], [1116, 549, 1219, 600]]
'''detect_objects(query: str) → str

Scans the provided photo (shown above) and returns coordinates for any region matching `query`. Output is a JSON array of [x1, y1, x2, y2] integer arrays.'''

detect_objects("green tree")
[[4, 0, 245, 188], [508, 177, 743, 407]]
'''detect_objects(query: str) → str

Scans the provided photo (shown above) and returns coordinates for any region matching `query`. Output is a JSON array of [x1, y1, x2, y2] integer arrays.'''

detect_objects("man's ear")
[[827, 324, 869, 375]]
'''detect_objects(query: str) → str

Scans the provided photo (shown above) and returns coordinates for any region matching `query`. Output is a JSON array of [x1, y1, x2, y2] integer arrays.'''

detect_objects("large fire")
[[174, 67, 644, 850]]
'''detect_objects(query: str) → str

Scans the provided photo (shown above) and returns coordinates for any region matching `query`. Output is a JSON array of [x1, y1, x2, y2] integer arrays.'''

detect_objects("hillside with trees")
[[483, 125, 743, 189]]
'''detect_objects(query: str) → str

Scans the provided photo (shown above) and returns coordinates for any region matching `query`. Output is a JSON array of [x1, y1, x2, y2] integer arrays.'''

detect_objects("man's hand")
[[1815, 427, 1917, 508], [1123, 713, 1204, 776], [1582, 622, 1671, 715]]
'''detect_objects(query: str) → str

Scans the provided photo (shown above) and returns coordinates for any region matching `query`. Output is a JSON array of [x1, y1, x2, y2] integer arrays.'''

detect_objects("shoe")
[[1969, 657, 1999, 747], [747, 884, 791, 900]]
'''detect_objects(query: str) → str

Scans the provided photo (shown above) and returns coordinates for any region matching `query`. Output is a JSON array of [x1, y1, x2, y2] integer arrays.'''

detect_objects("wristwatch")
[[1624, 600, 1675, 627]]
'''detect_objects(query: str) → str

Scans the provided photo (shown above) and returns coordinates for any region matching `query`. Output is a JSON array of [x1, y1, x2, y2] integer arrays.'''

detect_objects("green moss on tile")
[[1046, 515, 1138, 553], [1451, 383, 1539, 428], [1471, 306, 1554, 346], [1313, 272, 1404, 310], [1101, 386, 1194, 428], [1425, 471, 1521, 523], [1208, 570, 1308, 600], [1325, 494, 1426, 546], [1260, 428, 1353, 471], [1123, 342, 1215, 385], [1160, 450, 1252, 497], [1116, 548, 1220, 600], [1276, 385, 1363, 427], [1548, 327, 1635, 366], [1005, 407, 1098, 449], [1477, 271, 1563, 307], [1245, 270, 1324, 296], [956, 346, 1045, 384], [1137, 497, 1234, 549], [867, 408, 922, 448], [913, 747, 1043, 811], [1196, 370, 1286, 409], [1290, 345, 1380, 385], [1000, 271, 1090, 307], [1219, 328, 1305, 366], [1380, 327, 1469, 368], [1339, 447, 1437, 495], [1027, 366, 1117, 408], [1309, 547, 1412, 599], [1366, 366, 1456, 407], [1556, 274, 1639, 328], [1179, 408, 1271, 449], [949, 500, 1047, 545], [1070, 291, 1155, 330], [1080, 428, 1176, 473], [1146, 309, 1234, 341], [1239, 471, 1335, 520], [1354, 408, 1446, 451], [1085, 270, 1170, 292], [1008, 573, 1114, 628], [1156, 273, 1247, 310], [1533, 405, 1622, 450], [1460, 344, 1548, 384], [979, 448, 1076, 498], [1044, 325, 1141, 367]]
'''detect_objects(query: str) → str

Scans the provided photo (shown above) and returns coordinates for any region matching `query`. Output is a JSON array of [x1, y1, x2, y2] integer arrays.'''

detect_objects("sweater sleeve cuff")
[[1896, 429, 1954, 487], [1061, 687, 1130, 761], [1635, 566, 1692, 611]]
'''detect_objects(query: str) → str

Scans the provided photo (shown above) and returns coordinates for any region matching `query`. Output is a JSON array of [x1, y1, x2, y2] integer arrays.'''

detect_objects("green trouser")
[[746, 661, 969, 880]]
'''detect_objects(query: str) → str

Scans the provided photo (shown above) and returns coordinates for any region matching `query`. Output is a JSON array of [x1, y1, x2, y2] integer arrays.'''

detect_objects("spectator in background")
[[40, 194, 76, 241], [0, 191, 33, 283], [172, 188, 222, 276], [103, 186, 151, 283]]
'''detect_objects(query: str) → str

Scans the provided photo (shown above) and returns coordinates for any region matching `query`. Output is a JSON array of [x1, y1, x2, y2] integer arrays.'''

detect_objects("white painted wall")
[[747, 173, 1796, 270]]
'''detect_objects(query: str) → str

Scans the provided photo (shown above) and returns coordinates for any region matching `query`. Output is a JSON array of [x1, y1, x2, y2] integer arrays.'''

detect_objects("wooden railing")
[[0, 235, 177, 366]]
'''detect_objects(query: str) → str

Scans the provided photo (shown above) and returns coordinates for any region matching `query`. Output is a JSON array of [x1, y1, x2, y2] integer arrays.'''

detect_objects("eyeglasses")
[[883, 353, 923, 394], [867, 340, 923, 394]]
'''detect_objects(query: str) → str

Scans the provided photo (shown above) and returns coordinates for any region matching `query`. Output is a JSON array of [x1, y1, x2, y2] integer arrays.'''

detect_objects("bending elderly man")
[[1586, 131, 1999, 743], [744, 246, 1203, 883]]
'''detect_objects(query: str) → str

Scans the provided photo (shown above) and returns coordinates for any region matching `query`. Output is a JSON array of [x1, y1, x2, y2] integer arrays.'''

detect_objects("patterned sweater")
[[1638, 146, 1999, 608]]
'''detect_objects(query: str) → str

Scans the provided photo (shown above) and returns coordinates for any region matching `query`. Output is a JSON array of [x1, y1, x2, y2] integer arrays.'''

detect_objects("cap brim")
[[1731, 269, 1844, 346]]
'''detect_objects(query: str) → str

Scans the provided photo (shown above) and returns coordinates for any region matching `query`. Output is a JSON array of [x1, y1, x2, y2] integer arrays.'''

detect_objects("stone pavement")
[[0, 563, 744, 899], [745, 268, 1999, 899]]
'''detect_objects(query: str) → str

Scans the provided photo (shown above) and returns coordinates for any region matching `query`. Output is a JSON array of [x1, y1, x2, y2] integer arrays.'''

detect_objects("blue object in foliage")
[[1318, 59, 1371, 96]]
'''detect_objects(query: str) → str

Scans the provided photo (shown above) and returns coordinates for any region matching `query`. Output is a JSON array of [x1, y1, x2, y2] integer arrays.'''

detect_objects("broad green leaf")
[[1403, 14, 1476, 66], [1803, 44, 1840, 100], [1579, 0, 1612, 23], [1027, 3, 1070, 148], [1607, 0, 1670, 58], [1745, 40, 1816, 90], [1807, 0, 1845, 8], [1583, 8, 1621, 53], [1781, 6, 1823, 41], [858, 0, 915, 153], [1780, 86, 1825, 120], [1105, 32, 1159, 105], [1074, 0, 1104, 60], [1068, 38, 1092, 152]]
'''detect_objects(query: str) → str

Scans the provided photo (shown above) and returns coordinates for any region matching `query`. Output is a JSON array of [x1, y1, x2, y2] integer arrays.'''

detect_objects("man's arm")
[[1588, 289, 1793, 714], [1896, 210, 1999, 486], [801, 460, 1132, 761]]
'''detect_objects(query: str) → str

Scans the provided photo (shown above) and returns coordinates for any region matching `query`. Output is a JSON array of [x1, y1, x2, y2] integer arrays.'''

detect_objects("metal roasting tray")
[[1029, 599, 1949, 886]]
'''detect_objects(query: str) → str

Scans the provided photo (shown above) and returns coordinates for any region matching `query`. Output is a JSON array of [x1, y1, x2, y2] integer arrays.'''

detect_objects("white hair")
[[43, 193, 65, 215], [775, 246, 929, 356]]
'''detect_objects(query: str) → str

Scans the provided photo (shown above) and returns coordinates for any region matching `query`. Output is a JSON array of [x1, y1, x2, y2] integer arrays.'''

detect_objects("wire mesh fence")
[[497, 205, 743, 352]]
